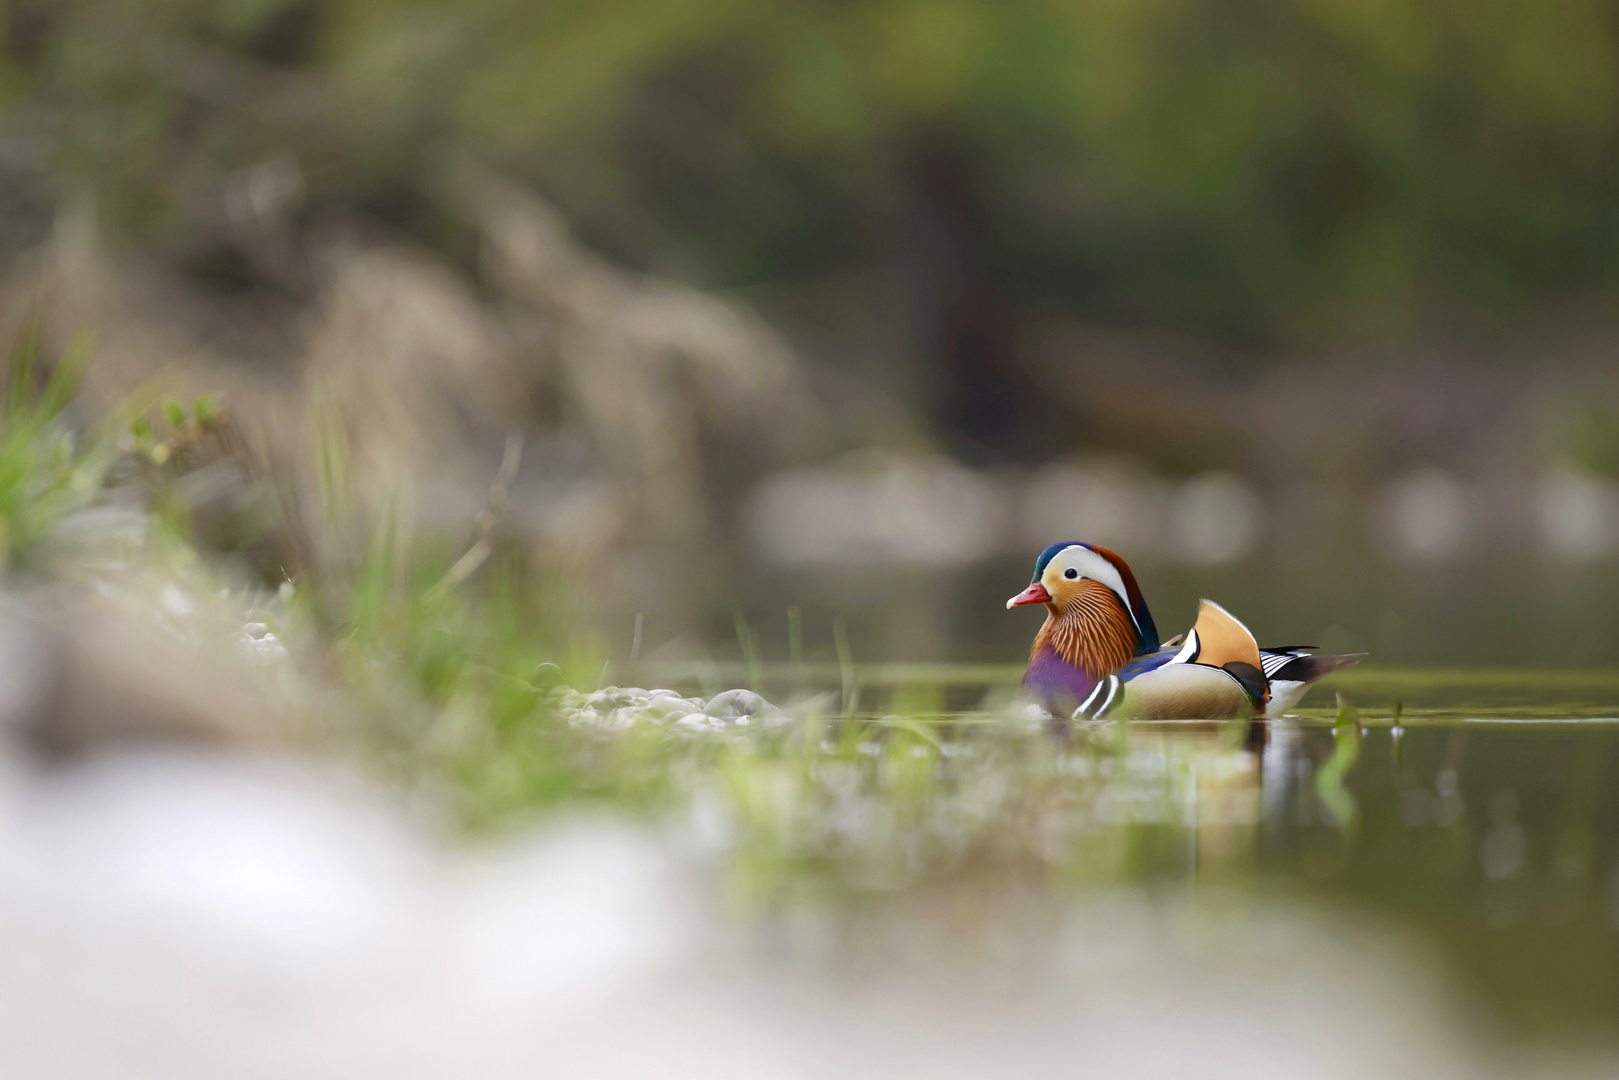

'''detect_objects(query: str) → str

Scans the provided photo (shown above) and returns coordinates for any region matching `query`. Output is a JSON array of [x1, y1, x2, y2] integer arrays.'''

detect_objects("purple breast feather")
[[1023, 645, 1100, 709]]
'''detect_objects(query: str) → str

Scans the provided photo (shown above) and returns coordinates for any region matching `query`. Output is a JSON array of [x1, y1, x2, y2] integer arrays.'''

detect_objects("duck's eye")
[[1063, 568, 1079, 580]]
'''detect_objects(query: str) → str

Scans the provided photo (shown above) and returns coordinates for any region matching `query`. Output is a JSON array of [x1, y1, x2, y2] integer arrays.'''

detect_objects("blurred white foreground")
[[0, 743, 1599, 1080]]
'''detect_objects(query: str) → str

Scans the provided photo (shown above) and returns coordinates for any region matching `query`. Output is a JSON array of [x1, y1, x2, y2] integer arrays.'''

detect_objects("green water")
[[641, 664, 1619, 1044]]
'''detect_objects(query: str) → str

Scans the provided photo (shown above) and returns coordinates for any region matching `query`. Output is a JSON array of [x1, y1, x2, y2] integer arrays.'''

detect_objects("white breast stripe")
[[1073, 675, 1123, 720], [1076, 680, 1107, 714], [1098, 675, 1121, 717]]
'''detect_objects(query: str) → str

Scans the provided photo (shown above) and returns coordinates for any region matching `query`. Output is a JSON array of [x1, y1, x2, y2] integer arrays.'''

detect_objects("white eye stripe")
[[1045, 546, 1142, 640]]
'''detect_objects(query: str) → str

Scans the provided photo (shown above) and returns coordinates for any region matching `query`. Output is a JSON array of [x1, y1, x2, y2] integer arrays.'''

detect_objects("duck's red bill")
[[1006, 582, 1052, 608]]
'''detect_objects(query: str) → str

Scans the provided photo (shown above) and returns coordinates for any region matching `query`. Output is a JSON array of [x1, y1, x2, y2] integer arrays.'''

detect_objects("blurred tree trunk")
[[881, 133, 1064, 465]]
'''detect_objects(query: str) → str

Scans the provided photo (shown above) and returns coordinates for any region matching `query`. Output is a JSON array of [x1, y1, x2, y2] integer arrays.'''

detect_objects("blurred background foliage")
[[17, 0, 1619, 341], [5, 0, 1619, 667]]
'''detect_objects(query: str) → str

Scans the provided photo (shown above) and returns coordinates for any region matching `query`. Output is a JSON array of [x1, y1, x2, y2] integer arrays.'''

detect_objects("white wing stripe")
[[1170, 629, 1200, 665], [1261, 653, 1293, 677]]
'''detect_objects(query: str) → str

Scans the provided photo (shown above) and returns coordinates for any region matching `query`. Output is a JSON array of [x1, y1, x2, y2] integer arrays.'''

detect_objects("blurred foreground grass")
[[4, 358, 1619, 1048]]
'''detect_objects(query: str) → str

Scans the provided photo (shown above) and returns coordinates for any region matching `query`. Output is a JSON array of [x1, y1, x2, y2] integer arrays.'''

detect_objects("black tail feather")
[[1271, 652, 1367, 683]]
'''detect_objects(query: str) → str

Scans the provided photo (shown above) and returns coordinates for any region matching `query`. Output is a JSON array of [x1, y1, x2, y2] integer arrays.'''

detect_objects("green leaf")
[[37, 332, 93, 422], [6, 325, 39, 422]]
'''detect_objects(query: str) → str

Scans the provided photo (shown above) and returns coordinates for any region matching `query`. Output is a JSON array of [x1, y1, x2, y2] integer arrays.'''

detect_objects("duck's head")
[[1006, 541, 1161, 655]]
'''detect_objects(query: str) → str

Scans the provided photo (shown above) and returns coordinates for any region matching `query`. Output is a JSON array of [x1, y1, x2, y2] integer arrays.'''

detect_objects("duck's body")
[[1008, 542, 1363, 720]]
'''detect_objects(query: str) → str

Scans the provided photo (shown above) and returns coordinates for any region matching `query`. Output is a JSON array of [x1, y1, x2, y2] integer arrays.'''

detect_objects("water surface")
[[651, 664, 1619, 1047]]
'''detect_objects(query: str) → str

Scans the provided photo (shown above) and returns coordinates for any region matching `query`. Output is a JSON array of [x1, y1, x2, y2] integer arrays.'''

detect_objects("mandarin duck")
[[1007, 542, 1364, 720]]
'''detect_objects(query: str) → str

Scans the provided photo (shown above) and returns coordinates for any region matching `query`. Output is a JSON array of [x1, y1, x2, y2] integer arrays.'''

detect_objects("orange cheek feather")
[[1033, 579, 1138, 678]]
